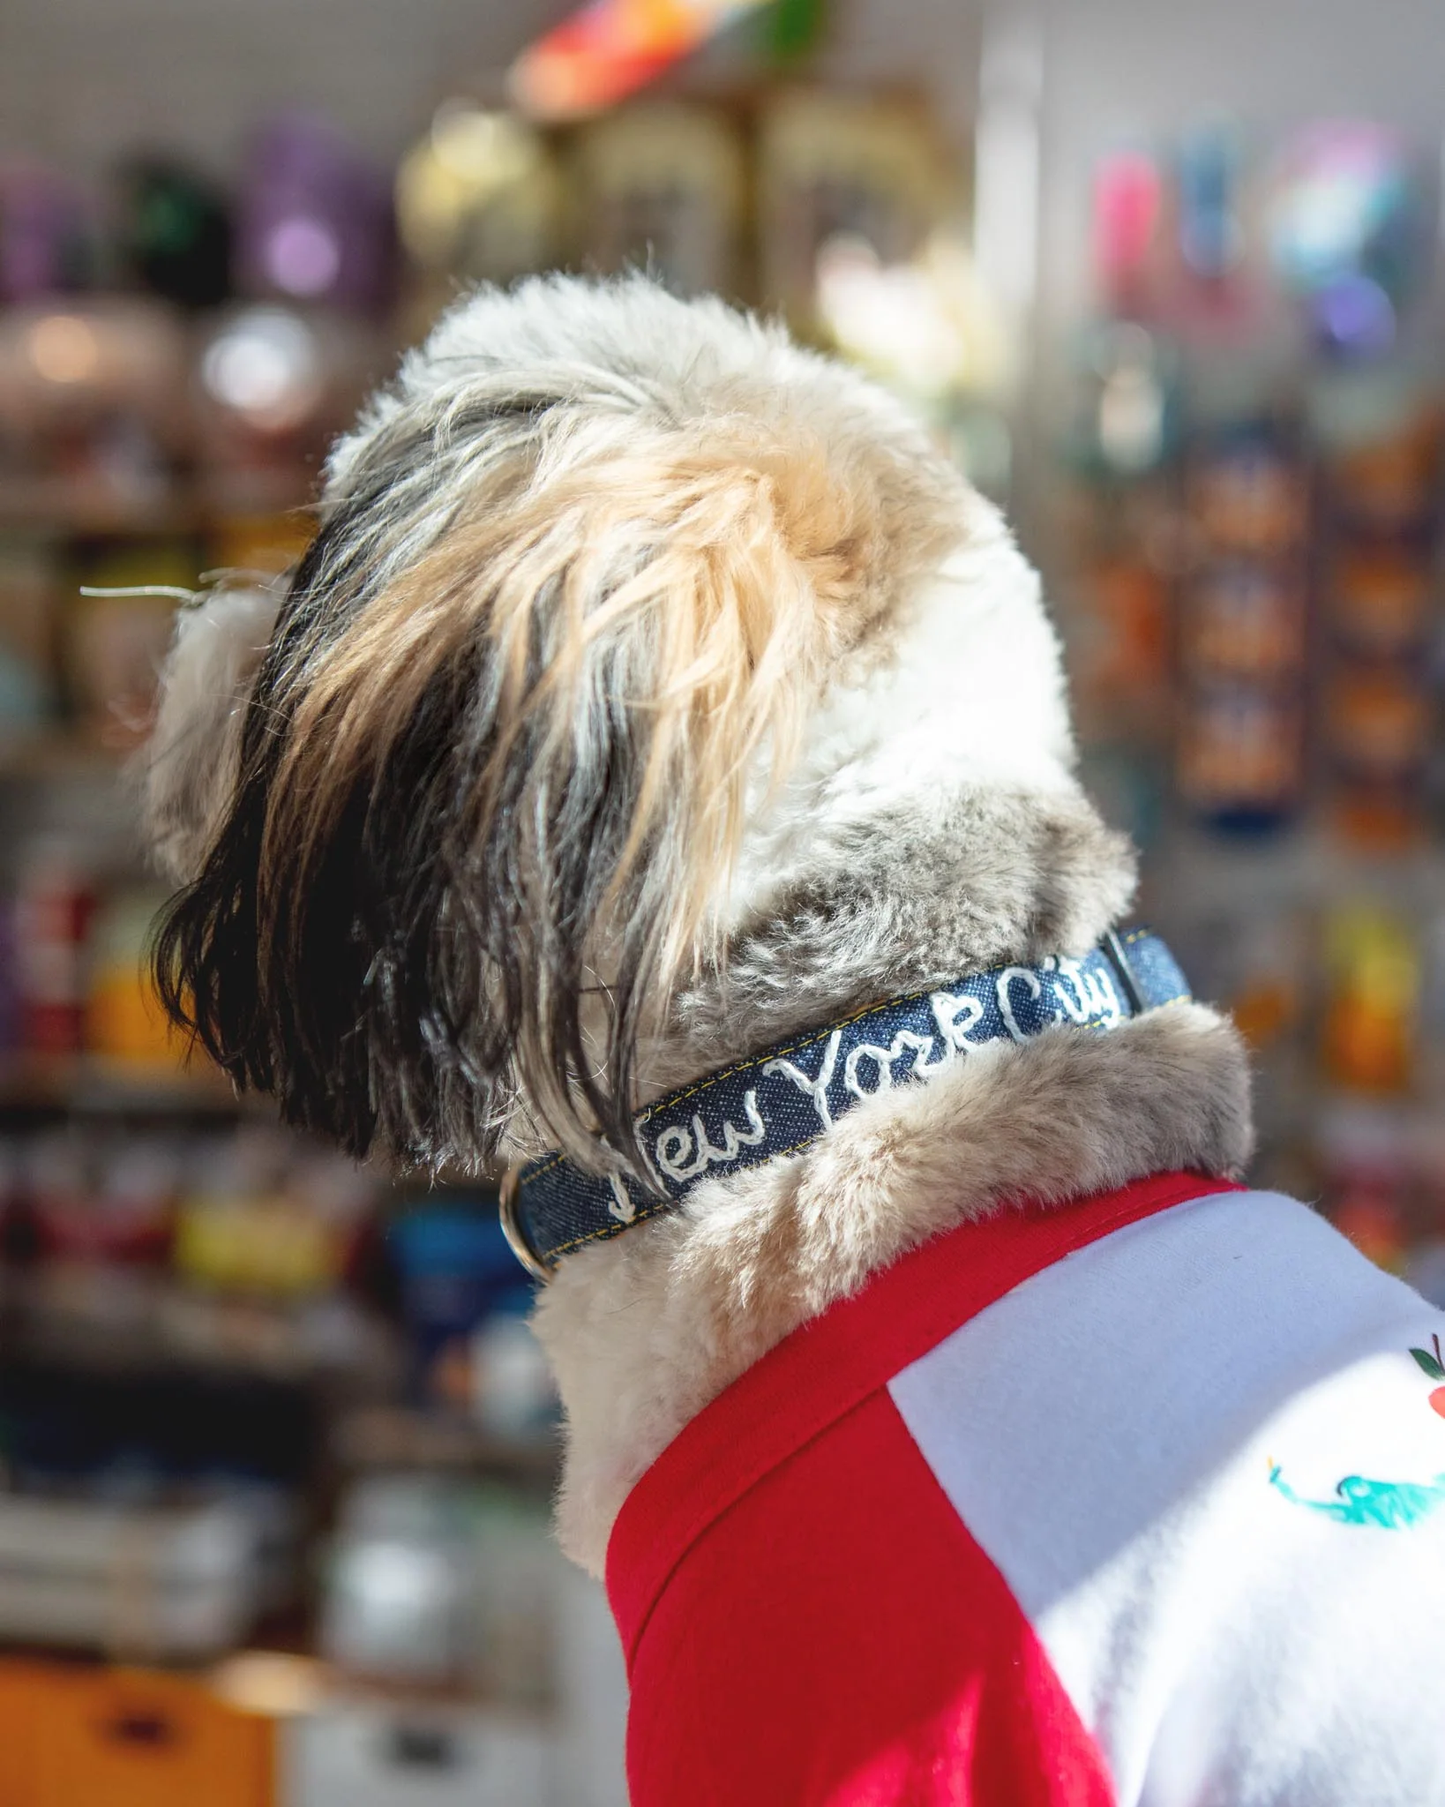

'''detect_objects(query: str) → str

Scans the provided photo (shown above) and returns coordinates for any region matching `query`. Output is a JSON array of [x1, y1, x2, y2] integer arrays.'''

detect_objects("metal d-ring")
[[498, 1167, 553, 1284]]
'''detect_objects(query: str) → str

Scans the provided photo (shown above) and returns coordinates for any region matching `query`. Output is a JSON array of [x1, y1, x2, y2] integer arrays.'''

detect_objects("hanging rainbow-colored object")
[[509, 0, 772, 120]]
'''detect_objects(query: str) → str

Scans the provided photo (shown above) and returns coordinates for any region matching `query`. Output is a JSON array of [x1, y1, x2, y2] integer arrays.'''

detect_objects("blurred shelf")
[[0, 1266, 403, 1389], [0, 477, 203, 537], [333, 1406, 560, 1483], [0, 732, 127, 782], [0, 474, 314, 538], [1144, 817, 1445, 913], [0, 1054, 244, 1117]]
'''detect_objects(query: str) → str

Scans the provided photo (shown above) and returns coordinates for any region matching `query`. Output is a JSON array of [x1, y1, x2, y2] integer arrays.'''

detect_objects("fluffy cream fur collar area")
[[533, 996, 1254, 1577]]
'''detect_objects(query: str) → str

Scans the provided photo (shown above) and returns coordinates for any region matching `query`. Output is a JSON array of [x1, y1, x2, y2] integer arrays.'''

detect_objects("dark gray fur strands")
[[660, 787, 1138, 1091]]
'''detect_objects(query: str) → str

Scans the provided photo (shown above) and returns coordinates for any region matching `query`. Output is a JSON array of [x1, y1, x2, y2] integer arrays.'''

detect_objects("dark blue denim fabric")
[[512, 930, 1189, 1274]]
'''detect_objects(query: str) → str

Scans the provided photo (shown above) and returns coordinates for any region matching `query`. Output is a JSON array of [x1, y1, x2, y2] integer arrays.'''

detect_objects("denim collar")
[[500, 928, 1189, 1280]]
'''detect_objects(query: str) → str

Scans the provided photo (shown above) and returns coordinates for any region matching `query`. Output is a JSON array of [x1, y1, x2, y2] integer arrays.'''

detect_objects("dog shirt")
[[607, 1172, 1445, 1806]]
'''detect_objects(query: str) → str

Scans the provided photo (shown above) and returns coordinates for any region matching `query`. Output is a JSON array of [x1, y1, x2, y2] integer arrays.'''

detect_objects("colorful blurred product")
[[509, 0, 773, 120]]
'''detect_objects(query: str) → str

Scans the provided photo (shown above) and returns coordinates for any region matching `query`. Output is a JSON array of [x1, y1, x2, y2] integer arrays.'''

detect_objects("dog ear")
[[142, 584, 281, 885], [152, 396, 958, 1174]]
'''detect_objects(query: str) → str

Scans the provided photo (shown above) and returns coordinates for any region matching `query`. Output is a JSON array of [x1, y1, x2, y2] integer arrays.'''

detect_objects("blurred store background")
[[0, 0, 1443, 1799]]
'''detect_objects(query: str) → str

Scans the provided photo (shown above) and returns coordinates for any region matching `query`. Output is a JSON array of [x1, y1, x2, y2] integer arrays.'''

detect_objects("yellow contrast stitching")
[[522, 933, 1180, 1206]]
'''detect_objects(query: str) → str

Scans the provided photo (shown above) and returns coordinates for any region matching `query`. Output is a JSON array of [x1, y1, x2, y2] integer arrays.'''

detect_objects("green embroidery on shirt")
[[1268, 1464, 1445, 1529]]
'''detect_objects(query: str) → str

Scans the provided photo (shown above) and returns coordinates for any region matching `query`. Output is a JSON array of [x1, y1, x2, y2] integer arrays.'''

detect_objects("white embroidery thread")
[[996, 966, 1062, 1044], [764, 1030, 843, 1131], [1050, 956, 1122, 1027], [651, 1089, 767, 1184], [843, 1030, 944, 1098], [606, 1173, 637, 1224], [931, 990, 986, 1055]]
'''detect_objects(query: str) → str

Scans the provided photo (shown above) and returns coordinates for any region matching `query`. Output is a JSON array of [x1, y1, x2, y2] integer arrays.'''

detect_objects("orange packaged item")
[[1076, 558, 1171, 737], [1326, 406, 1442, 533], [86, 884, 185, 1072], [0, 1660, 48, 1807], [25, 1663, 274, 1807], [1329, 545, 1431, 657], [1175, 681, 1305, 830], [1180, 561, 1307, 681], [1325, 664, 1431, 851]]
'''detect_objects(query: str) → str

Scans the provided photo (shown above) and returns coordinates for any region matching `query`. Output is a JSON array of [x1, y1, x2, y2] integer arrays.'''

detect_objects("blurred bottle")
[[66, 542, 194, 748], [236, 114, 394, 318], [193, 302, 377, 496], [1312, 372, 1441, 850], [574, 103, 745, 300], [1320, 904, 1419, 1095], [471, 1304, 557, 1442], [173, 1130, 362, 1300], [86, 882, 180, 1070], [14, 838, 95, 1059], [26, 1128, 178, 1264], [1063, 147, 1179, 843], [0, 295, 189, 496], [119, 159, 233, 310], [322, 1476, 486, 1687], [387, 1197, 529, 1413], [0, 536, 57, 740], [1176, 401, 1310, 831]]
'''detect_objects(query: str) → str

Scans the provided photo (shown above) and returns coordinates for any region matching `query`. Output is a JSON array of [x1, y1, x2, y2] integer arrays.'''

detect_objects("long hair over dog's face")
[[146, 275, 1056, 1176]]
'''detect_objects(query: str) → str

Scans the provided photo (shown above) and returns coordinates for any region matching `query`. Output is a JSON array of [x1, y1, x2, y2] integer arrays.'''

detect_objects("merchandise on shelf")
[[394, 105, 561, 309], [1058, 114, 1445, 1288], [387, 1196, 547, 1426], [756, 89, 956, 339], [284, 1700, 556, 1807], [1177, 414, 1311, 831], [573, 102, 746, 299], [0, 1660, 275, 1807], [121, 160, 235, 312], [236, 115, 396, 319], [321, 1476, 560, 1704], [0, 1491, 274, 1660], [13, 837, 96, 1060]]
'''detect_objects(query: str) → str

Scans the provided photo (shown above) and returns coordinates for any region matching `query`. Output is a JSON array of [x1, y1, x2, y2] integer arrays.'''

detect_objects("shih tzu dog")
[[145, 275, 1445, 1807]]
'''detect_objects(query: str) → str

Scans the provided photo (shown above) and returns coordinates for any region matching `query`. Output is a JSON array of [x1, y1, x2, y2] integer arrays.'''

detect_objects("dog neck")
[[531, 785, 1254, 1576]]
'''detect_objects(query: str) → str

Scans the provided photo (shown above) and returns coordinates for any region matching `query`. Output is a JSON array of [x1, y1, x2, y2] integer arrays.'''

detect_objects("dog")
[[144, 274, 1445, 1805]]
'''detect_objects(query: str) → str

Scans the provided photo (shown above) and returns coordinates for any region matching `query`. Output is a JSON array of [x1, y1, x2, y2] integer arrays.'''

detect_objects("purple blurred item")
[[0, 164, 89, 302], [236, 115, 395, 317]]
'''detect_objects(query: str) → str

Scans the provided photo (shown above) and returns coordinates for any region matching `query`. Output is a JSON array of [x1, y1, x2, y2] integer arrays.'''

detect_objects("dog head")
[[146, 274, 1077, 1174]]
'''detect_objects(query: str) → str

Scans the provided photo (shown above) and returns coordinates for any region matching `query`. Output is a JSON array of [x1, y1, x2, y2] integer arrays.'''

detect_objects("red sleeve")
[[624, 1390, 1115, 1807]]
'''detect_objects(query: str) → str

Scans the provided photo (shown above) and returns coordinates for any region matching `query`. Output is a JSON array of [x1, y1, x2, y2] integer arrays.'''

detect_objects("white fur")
[[728, 505, 1077, 927], [327, 279, 917, 508]]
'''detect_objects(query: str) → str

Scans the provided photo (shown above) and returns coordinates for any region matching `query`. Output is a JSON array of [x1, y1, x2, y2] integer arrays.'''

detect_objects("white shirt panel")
[[888, 1190, 1445, 1806]]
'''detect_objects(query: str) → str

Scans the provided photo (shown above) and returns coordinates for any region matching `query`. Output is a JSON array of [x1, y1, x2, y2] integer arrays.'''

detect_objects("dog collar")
[[500, 928, 1189, 1281]]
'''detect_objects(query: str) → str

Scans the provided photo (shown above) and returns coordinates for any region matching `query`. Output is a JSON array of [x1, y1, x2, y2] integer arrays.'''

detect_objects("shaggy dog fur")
[[143, 273, 1252, 1574]]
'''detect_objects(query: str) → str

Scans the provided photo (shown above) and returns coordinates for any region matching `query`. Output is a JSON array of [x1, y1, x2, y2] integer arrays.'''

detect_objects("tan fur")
[[533, 999, 1255, 1576], [267, 418, 960, 1055]]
